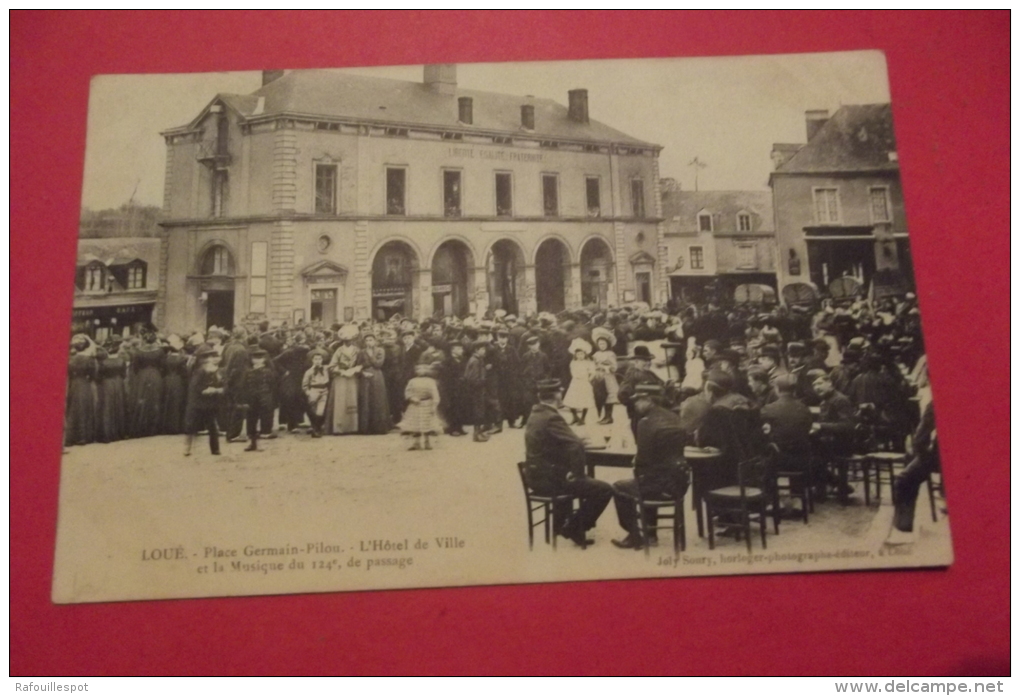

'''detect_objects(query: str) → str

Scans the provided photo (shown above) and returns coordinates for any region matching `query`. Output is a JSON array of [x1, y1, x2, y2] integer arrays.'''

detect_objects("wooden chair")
[[772, 442, 813, 524], [631, 465, 690, 557], [517, 462, 578, 550], [704, 451, 775, 553]]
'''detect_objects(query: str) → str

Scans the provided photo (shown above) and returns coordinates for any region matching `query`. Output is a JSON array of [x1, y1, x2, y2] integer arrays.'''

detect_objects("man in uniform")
[[611, 384, 690, 550], [523, 379, 613, 548], [618, 345, 665, 436]]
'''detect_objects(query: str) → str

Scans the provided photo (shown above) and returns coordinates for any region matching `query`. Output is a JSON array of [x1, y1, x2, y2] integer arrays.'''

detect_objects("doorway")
[[206, 291, 235, 330]]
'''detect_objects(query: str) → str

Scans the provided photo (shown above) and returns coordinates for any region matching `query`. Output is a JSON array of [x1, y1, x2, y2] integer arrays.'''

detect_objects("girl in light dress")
[[591, 330, 620, 425], [399, 361, 443, 450], [563, 338, 597, 426]]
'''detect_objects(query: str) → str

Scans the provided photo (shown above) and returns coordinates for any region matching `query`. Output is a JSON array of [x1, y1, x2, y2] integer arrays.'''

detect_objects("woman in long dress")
[[325, 326, 361, 434], [563, 338, 597, 426], [130, 330, 165, 438], [358, 332, 393, 434], [96, 336, 129, 442], [65, 334, 98, 446]]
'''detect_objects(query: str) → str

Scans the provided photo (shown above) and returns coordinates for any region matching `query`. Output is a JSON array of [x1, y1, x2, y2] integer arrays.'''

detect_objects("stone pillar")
[[651, 154, 670, 304], [414, 267, 432, 320], [269, 123, 297, 321], [353, 221, 370, 319], [522, 264, 538, 316], [567, 262, 582, 309], [472, 266, 489, 316], [612, 221, 628, 304]]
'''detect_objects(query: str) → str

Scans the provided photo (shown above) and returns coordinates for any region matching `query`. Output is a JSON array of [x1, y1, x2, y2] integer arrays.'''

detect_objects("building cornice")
[[160, 214, 665, 228]]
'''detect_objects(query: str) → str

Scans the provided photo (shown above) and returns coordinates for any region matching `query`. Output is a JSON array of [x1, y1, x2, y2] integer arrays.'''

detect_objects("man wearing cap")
[[491, 328, 521, 430], [239, 348, 276, 452], [220, 326, 252, 442], [302, 348, 331, 437], [611, 384, 689, 550], [786, 342, 820, 406], [519, 335, 549, 425], [524, 378, 613, 548], [462, 340, 491, 442], [761, 374, 814, 499], [697, 368, 764, 485]]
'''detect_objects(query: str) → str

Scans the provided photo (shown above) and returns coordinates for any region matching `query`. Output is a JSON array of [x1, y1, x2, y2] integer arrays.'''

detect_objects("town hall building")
[[157, 66, 666, 330]]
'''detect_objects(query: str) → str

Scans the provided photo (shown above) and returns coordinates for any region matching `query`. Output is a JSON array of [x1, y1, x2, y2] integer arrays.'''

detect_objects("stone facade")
[[157, 66, 665, 332]]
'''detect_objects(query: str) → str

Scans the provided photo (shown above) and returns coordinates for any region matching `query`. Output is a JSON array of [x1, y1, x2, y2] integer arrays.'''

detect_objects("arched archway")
[[371, 240, 419, 321], [431, 239, 475, 317], [535, 238, 570, 313], [486, 238, 526, 315], [579, 236, 614, 308], [197, 243, 236, 330]]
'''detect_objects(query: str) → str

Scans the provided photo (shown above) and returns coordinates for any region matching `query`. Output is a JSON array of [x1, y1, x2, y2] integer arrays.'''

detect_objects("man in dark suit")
[[611, 384, 690, 550], [523, 379, 612, 548]]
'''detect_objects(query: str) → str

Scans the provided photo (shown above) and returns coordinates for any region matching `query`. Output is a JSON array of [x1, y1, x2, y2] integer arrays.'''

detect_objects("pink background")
[[11, 11, 1009, 675]]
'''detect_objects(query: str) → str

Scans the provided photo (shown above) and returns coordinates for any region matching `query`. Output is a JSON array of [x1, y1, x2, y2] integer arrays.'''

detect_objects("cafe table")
[[585, 443, 723, 538]]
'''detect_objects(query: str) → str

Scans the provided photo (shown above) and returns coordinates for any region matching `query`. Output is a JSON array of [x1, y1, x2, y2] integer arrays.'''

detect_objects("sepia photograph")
[[53, 50, 952, 604]]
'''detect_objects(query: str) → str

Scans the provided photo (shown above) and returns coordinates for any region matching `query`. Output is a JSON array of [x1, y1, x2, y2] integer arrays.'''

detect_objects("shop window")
[[386, 168, 406, 215], [495, 172, 513, 217], [586, 177, 601, 217], [315, 163, 338, 214]]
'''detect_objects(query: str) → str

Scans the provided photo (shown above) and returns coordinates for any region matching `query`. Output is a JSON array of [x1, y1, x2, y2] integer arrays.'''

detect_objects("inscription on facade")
[[447, 147, 544, 163]]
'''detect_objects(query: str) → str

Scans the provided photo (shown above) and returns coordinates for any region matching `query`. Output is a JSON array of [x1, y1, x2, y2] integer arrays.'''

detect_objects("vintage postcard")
[[53, 50, 951, 603]]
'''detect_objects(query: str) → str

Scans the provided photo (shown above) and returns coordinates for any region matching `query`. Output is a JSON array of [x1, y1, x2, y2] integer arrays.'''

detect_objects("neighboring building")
[[157, 66, 666, 331], [661, 189, 776, 305], [71, 238, 161, 341], [770, 104, 913, 304]]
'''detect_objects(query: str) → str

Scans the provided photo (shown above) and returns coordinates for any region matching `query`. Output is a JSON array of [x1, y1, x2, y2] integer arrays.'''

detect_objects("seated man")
[[611, 384, 690, 550], [523, 378, 613, 548]]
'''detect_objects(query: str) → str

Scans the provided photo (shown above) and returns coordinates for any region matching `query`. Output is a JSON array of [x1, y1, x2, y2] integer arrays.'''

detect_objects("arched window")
[[200, 245, 234, 276]]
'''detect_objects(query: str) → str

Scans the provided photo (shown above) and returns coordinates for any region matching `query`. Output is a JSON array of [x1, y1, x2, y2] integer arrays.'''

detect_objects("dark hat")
[[495, 327, 509, 337], [787, 342, 808, 358], [773, 374, 798, 392], [525, 335, 541, 345], [633, 383, 664, 398], [472, 340, 490, 351], [195, 345, 218, 360], [759, 345, 781, 361], [806, 368, 828, 380], [307, 347, 329, 361], [746, 366, 770, 382], [842, 347, 863, 363], [703, 339, 723, 352], [812, 338, 830, 353], [536, 378, 562, 394], [631, 346, 653, 360], [705, 368, 735, 393], [250, 348, 268, 359]]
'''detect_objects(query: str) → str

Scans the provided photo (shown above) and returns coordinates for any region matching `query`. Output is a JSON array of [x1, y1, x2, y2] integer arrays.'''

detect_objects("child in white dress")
[[563, 338, 596, 426]]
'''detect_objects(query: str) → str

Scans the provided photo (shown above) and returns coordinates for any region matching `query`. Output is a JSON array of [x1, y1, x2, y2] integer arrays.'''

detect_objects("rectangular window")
[[736, 243, 756, 269], [737, 213, 752, 232], [127, 266, 146, 289], [690, 246, 704, 270], [870, 186, 891, 222], [386, 168, 406, 215], [813, 187, 840, 224], [315, 164, 338, 214], [495, 172, 513, 217], [631, 179, 645, 217], [586, 177, 601, 217], [443, 170, 462, 217], [698, 213, 713, 233], [542, 174, 559, 217], [212, 170, 228, 218]]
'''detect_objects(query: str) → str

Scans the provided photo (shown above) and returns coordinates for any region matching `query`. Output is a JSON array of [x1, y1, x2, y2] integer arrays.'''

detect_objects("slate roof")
[[205, 69, 657, 147], [775, 104, 897, 174], [662, 190, 774, 236]]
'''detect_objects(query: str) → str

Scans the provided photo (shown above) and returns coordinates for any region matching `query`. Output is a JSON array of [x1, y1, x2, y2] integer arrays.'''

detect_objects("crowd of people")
[[65, 294, 935, 534]]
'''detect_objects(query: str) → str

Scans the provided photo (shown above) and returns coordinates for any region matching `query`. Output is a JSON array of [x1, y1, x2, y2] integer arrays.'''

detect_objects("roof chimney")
[[262, 70, 285, 87], [520, 104, 535, 131], [568, 89, 589, 123], [458, 96, 473, 125], [805, 109, 830, 141], [424, 64, 457, 95]]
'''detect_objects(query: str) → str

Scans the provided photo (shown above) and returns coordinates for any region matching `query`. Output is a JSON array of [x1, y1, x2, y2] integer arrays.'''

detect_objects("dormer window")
[[698, 211, 713, 233], [126, 264, 146, 289], [737, 212, 752, 232], [84, 263, 105, 292]]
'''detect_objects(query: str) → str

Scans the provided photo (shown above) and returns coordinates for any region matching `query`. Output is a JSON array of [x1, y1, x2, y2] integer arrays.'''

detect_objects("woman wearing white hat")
[[563, 338, 596, 426], [325, 324, 361, 434]]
